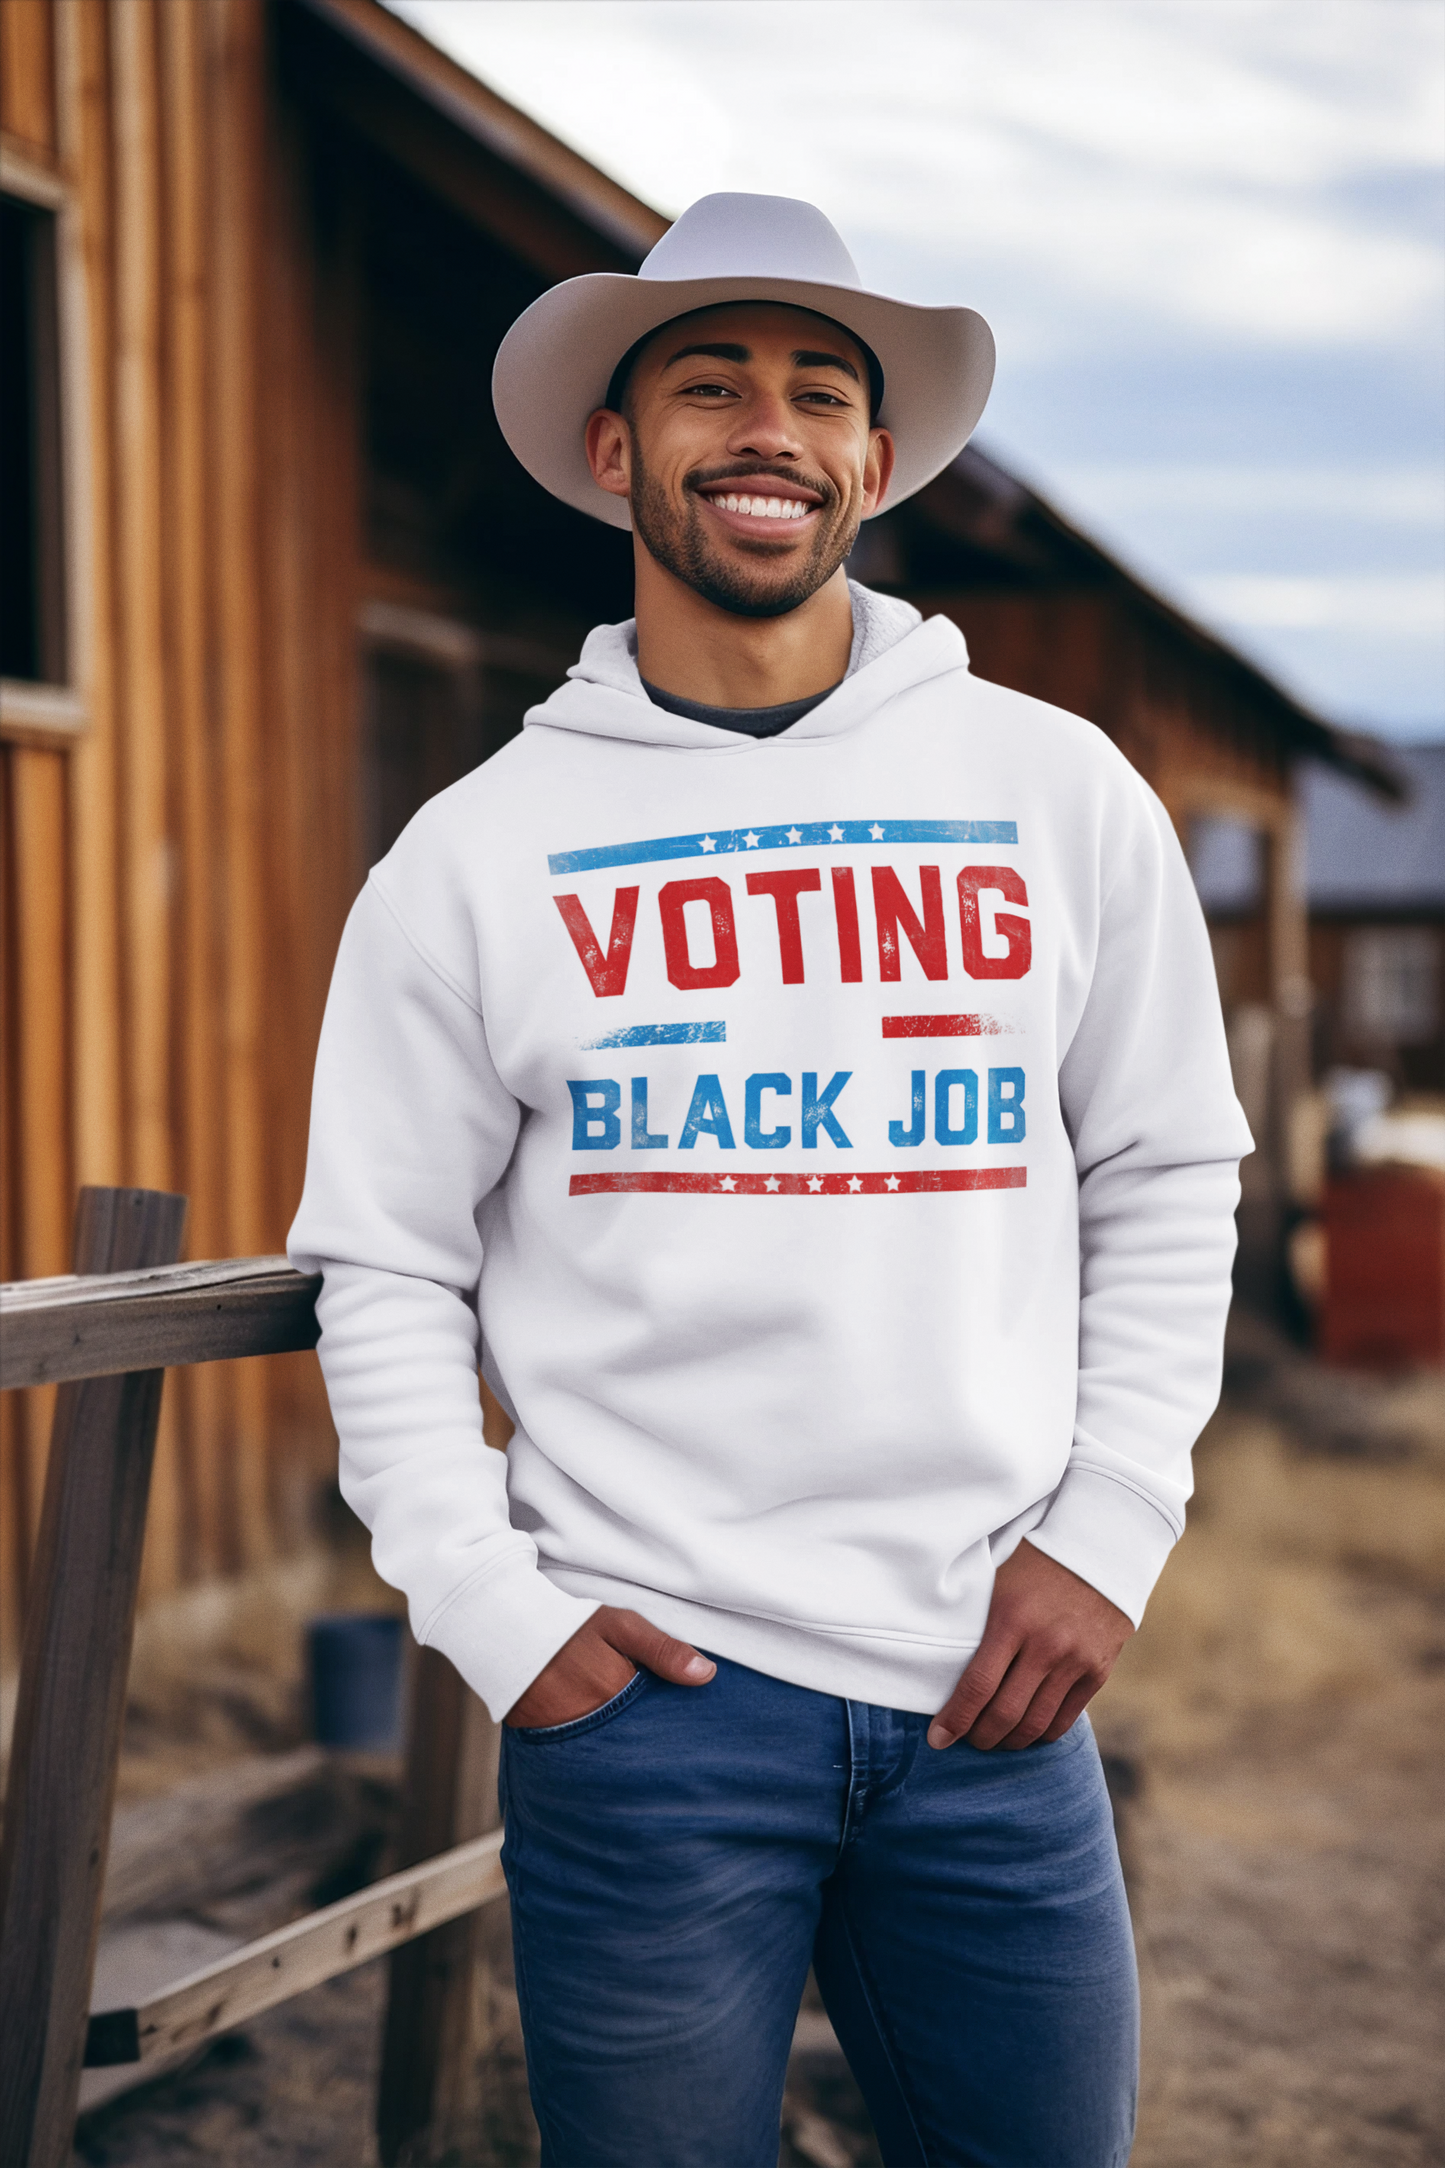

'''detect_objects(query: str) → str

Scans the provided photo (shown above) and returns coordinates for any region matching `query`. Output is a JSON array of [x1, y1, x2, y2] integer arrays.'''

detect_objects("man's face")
[[587, 302, 894, 619]]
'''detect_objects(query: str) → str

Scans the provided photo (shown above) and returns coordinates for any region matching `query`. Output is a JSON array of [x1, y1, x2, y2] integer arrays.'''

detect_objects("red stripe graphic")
[[881, 1014, 1010, 1038], [570, 1168, 1027, 1198]]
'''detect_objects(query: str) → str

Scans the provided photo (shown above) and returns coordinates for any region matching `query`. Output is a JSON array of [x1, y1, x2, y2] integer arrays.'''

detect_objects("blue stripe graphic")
[[581, 1021, 727, 1050], [548, 819, 1018, 877]]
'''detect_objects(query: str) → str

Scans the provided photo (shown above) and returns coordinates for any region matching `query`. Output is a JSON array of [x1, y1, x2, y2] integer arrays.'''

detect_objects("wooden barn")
[[0, 0, 1396, 1684]]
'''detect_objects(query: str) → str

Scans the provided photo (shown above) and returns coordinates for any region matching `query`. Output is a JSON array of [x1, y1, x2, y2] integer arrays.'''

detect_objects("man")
[[290, 193, 1250, 2166]]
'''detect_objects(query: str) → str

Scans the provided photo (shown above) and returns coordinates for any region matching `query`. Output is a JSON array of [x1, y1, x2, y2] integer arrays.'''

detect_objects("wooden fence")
[[0, 1187, 506, 2167]]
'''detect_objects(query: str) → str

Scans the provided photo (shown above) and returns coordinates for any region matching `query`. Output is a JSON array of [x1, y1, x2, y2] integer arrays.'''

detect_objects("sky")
[[388, 0, 1445, 743]]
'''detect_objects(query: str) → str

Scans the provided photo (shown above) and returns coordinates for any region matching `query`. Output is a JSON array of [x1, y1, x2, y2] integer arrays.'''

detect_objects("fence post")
[[0, 1186, 187, 2168], [376, 1645, 504, 2165]]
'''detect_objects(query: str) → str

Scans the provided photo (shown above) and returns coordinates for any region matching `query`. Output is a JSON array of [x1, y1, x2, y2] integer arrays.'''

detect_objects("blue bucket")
[[307, 1613, 405, 1749]]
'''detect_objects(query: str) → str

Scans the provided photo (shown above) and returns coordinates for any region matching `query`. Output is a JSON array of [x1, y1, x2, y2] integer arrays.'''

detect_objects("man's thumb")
[[608, 1611, 715, 1686]]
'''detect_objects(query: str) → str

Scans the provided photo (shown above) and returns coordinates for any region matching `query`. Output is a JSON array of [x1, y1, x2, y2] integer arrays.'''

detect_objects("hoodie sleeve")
[[287, 876, 599, 1721], [1024, 771, 1253, 1625]]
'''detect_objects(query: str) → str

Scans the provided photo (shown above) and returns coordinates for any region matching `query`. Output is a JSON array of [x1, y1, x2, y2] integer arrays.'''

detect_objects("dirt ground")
[[67, 1319, 1445, 2166]]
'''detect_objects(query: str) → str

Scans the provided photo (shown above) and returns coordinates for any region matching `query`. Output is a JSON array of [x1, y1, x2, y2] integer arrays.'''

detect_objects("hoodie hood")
[[524, 581, 967, 753]]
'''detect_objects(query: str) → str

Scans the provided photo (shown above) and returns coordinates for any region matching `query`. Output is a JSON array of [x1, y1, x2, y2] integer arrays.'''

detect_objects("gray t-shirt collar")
[[641, 580, 920, 738]]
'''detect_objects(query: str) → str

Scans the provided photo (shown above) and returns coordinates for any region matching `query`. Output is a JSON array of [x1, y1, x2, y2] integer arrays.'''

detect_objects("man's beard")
[[629, 453, 861, 620]]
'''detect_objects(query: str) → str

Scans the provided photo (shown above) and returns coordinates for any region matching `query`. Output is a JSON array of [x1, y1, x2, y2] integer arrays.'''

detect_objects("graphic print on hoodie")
[[289, 587, 1253, 1723], [554, 812, 1030, 1199]]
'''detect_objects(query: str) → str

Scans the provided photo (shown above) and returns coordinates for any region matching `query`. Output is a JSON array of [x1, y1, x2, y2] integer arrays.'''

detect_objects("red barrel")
[[1322, 1168, 1445, 1370]]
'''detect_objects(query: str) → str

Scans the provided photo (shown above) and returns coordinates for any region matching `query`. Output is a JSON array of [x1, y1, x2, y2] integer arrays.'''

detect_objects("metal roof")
[[1302, 744, 1445, 911]]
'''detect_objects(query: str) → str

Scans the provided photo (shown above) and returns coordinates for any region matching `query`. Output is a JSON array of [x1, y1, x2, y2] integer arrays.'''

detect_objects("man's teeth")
[[712, 493, 812, 520]]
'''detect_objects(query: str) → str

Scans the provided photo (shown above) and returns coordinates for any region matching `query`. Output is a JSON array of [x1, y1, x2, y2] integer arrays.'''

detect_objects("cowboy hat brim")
[[492, 270, 996, 531]]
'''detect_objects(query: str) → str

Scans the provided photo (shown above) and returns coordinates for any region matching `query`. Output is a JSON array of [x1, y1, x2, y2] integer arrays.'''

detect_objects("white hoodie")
[[289, 586, 1251, 1722]]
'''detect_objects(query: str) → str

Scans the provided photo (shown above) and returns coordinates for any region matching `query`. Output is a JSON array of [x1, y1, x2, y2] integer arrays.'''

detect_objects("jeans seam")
[[838, 1698, 870, 1857], [498, 1769, 561, 2164], [835, 1882, 933, 2166], [872, 1715, 926, 1807]]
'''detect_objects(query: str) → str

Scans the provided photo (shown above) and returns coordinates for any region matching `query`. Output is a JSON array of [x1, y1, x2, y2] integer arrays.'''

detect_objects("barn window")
[[0, 192, 66, 686], [1187, 815, 1265, 916], [1343, 927, 1441, 1047]]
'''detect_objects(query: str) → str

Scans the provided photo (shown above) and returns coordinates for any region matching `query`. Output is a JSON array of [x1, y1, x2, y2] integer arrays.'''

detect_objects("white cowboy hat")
[[492, 192, 995, 531]]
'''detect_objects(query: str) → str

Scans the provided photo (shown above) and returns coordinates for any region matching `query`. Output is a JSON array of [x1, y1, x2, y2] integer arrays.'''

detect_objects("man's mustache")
[[684, 462, 838, 508]]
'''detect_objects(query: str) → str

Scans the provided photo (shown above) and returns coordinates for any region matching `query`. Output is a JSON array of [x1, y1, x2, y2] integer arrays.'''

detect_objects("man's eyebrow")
[[660, 342, 861, 386], [792, 349, 860, 384], [663, 342, 751, 369]]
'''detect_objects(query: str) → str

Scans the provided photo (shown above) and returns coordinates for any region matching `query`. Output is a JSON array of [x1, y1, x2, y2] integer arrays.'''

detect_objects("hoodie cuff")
[[1025, 1460, 1181, 1629], [420, 1554, 600, 1722]]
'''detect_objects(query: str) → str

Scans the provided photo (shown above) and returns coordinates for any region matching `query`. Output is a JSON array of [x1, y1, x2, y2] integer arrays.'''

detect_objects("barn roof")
[[882, 446, 1406, 798], [293, 0, 1402, 802], [1302, 744, 1445, 913]]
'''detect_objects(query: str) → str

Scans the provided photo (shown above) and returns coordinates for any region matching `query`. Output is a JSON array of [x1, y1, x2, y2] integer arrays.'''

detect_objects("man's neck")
[[632, 549, 854, 709]]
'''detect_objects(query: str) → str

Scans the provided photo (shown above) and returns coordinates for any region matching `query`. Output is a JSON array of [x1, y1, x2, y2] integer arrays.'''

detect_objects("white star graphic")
[[870, 823, 885, 840], [847, 1176, 863, 1193], [786, 826, 802, 845], [807, 1175, 823, 1192], [885, 1175, 901, 1191], [699, 834, 717, 853], [764, 1176, 781, 1192], [744, 831, 760, 848], [828, 823, 845, 842], [719, 1175, 736, 1190]]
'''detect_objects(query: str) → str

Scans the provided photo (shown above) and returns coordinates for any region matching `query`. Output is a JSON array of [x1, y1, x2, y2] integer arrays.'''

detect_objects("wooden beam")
[[69, 0, 128, 1201], [0, 1256, 321, 1390], [377, 1648, 503, 2165], [157, 0, 224, 1586], [85, 1829, 507, 2070], [0, 1185, 187, 2168], [290, 0, 665, 264], [8, 750, 72, 1280], [207, 0, 272, 1572], [299, 25, 639, 283], [111, 0, 174, 1195]]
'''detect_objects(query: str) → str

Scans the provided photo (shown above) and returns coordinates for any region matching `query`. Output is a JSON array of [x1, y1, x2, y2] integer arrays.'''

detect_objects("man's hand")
[[929, 1542, 1133, 1753], [504, 1606, 716, 1729]]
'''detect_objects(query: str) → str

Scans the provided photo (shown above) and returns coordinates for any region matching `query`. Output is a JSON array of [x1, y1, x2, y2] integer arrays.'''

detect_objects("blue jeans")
[[500, 1654, 1138, 2168]]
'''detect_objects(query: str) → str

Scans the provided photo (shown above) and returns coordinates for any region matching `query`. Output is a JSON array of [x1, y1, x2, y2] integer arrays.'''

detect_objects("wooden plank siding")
[[1, 1, 363, 1675], [941, 587, 1296, 832], [0, 0, 57, 159]]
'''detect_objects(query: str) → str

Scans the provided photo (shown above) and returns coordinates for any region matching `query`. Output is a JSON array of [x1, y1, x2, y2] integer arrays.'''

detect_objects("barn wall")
[[1, 0, 361, 1677], [932, 583, 1307, 1233], [934, 587, 1294, 826]]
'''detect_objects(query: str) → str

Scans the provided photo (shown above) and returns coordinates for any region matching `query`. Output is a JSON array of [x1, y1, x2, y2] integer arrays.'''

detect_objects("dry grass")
[[62, 1343, 1445, 2165], [1093, 1349, 1445, 2167]]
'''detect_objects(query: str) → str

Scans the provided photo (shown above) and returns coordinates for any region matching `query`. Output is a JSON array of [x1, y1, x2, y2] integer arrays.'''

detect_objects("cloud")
[[1187, 572, 1444, 634], [390, 0, 1444, 347], [1044, 466, 1445, 526]]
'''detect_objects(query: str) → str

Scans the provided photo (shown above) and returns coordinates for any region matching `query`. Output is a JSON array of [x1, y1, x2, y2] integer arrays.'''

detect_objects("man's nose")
[[725, 389, 802, 462]]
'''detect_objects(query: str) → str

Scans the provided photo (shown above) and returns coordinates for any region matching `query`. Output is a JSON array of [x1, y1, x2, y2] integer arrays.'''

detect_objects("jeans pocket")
[[507, 1668, 648, 1744]]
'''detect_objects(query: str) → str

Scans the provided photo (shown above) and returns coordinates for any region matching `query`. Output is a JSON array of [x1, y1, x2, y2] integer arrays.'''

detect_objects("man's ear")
[[586, 408, 632, 500], [861, 427, 896, 519]]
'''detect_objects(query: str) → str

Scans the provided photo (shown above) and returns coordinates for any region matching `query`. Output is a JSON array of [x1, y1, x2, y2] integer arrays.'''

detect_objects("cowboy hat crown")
[[492, 192, 995, 531]]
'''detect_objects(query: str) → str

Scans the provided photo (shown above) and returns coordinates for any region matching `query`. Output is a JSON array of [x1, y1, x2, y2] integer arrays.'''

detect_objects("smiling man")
[[290, 195, 1251, 2167], [599, 303, 886, 645]]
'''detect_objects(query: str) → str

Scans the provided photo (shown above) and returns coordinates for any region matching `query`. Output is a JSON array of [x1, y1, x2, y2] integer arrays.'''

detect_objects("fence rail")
[[0, 1189, 502, 2168], [0, 1255, 322, 1390], [86, 1828, 506, 2069]]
